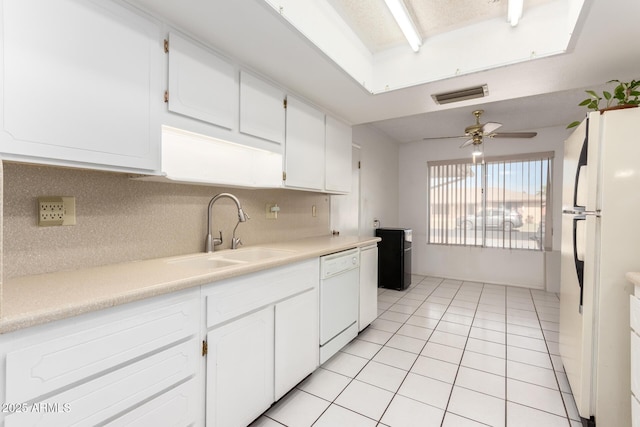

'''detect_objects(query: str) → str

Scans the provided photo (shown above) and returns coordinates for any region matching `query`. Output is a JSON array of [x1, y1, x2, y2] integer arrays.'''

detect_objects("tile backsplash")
[[3, 162, 330, 280]]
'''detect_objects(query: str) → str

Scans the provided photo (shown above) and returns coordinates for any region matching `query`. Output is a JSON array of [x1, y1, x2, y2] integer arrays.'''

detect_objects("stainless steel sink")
[[214, 247, 295, 262]]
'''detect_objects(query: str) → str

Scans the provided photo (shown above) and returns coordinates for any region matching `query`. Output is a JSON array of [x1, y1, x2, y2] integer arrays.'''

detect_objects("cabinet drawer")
[[204, 259, 319, 328], [5, 339, 198, 427], [5, 290, 199, 403], [631, 295, 640, 332], [108, 377, 200, 426], [632, 331, 640, 398]]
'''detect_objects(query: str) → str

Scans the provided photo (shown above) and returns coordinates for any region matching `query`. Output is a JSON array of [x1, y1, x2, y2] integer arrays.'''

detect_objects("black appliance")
[[375, 227, 412, 290]]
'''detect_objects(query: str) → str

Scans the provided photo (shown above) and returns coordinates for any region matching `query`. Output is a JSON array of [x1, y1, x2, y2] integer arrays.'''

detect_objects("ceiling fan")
[[423, 109, 537, 148]]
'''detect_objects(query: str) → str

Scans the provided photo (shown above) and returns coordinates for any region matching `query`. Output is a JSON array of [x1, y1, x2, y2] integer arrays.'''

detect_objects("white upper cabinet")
[[325, 115, 352, 193], [0, 0, 161, 172], [240, 71, 286, 146], [284, 96, 326, 191], [167, 32, 237, 130]]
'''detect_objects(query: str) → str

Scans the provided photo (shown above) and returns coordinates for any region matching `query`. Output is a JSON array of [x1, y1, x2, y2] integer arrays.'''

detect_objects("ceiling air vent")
[[432, 84, 489, 105]]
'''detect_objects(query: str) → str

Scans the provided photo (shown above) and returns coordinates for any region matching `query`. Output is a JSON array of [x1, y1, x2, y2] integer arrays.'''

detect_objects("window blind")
[[427, 152, 553, 250]]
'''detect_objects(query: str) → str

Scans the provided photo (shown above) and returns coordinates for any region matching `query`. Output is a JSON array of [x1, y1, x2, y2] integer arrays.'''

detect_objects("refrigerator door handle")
[[572, 120, 589, 209], [563, 209, 601, 217], [573, 215, 586, 312]]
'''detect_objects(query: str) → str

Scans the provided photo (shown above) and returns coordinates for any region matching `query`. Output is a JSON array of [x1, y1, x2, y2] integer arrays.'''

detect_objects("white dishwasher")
[[319, 248, 360, 364]]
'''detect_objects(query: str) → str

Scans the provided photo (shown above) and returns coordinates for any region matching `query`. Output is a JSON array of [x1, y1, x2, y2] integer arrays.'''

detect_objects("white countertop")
[[627, 272, 640, 287], [0, 235, 380, 334], [627, 272, 640, 298]]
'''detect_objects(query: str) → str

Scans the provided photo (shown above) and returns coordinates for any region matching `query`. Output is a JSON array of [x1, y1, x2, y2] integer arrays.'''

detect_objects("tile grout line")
[[374, 276, 445, 424], [269, 278, 437, 426], [438, 280, 487, 427], [528, 288, 574, 426], [314, 276, 443, 425], [265, 277, 568, 427], [504, 284, 509, 427]]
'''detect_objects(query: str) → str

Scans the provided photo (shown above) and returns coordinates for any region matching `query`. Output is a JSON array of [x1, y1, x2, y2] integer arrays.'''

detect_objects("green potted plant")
[[567, 79, 640, 128]]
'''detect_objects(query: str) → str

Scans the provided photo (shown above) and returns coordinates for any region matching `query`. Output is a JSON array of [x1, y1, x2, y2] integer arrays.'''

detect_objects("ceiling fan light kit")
[[423, 109, 538, 155]]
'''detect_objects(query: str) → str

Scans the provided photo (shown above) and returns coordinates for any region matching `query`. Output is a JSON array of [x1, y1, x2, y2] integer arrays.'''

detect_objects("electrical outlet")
[[38, 196, 76, 227], [62, 196, 76, 225]]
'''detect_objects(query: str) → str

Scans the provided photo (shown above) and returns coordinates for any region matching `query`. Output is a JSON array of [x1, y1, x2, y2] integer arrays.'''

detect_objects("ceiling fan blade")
[[491, 132, 538, 138], [423, 135, 468, 141], [481, 122, 502, 134], [459, 138, 475, 148]]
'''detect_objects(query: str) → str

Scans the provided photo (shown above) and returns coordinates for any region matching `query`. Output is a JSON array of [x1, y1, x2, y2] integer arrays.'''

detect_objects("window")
[[428, 152, 553, 250]]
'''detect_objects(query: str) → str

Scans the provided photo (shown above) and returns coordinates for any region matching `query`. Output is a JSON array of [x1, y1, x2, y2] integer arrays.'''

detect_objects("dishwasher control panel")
[[320, 248, 360, 279]]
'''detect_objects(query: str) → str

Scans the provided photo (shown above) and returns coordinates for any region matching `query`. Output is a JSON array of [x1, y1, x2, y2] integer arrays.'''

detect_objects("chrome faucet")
[[205, 193, 249, 253]]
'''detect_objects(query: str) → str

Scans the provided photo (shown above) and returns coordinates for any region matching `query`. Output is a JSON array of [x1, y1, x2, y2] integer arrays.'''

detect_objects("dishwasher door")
[[319, 267, 359, 346]]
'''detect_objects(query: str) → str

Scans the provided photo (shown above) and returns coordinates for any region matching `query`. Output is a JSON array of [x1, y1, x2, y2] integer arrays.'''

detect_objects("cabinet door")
[[359, 245, 379, 331], [285, 96, 325, 190], [167, 32, 237, 130], [0, 0, 161, 172], [325, 116, 353, 193], [206, 307, 274, 427], [240, 71, 285, 145], [274, 289, 319, 400]]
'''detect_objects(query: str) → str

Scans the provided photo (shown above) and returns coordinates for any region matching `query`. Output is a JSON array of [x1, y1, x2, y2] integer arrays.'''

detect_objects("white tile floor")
[[251, 275, 582, 427]]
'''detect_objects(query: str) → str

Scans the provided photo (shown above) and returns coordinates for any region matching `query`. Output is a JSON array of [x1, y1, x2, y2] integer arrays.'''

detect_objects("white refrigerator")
[[560, 107, 640, 427]]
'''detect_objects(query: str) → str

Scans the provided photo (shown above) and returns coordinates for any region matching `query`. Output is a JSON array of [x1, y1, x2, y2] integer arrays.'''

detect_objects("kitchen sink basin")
[[214, 247, 295, 262], [165, 247, 295, 270], [166, 255, 244, 270]]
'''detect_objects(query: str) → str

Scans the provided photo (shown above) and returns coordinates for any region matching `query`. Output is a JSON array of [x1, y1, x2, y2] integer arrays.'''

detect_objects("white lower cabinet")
[[108, 378, 200, 427], [206, 307, 275, 427], [631, 283, 640, 427], [0, 289, 201, 427], [0, 256, 328, 427], [359, 243, 379, 331], [202, 259, 319, 427], [274, 288, 319, 400]]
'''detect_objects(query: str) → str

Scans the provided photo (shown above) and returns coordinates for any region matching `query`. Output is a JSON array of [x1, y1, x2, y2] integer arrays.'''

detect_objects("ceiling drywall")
[[124, 0, 640, 144]]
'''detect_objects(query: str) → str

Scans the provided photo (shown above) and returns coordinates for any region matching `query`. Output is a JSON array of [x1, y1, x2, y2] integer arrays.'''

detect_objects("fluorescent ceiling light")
[[508, 0, 524, 26], [384, 0, 422, 52]]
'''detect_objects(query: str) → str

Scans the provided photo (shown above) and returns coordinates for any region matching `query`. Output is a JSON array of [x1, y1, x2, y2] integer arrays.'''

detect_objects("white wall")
[[352, 124, 400, 236], [398, 125, 566, 289]]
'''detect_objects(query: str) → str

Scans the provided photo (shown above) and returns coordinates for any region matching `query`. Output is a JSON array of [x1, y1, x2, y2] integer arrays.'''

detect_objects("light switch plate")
[[265, 203, 277, 219]]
